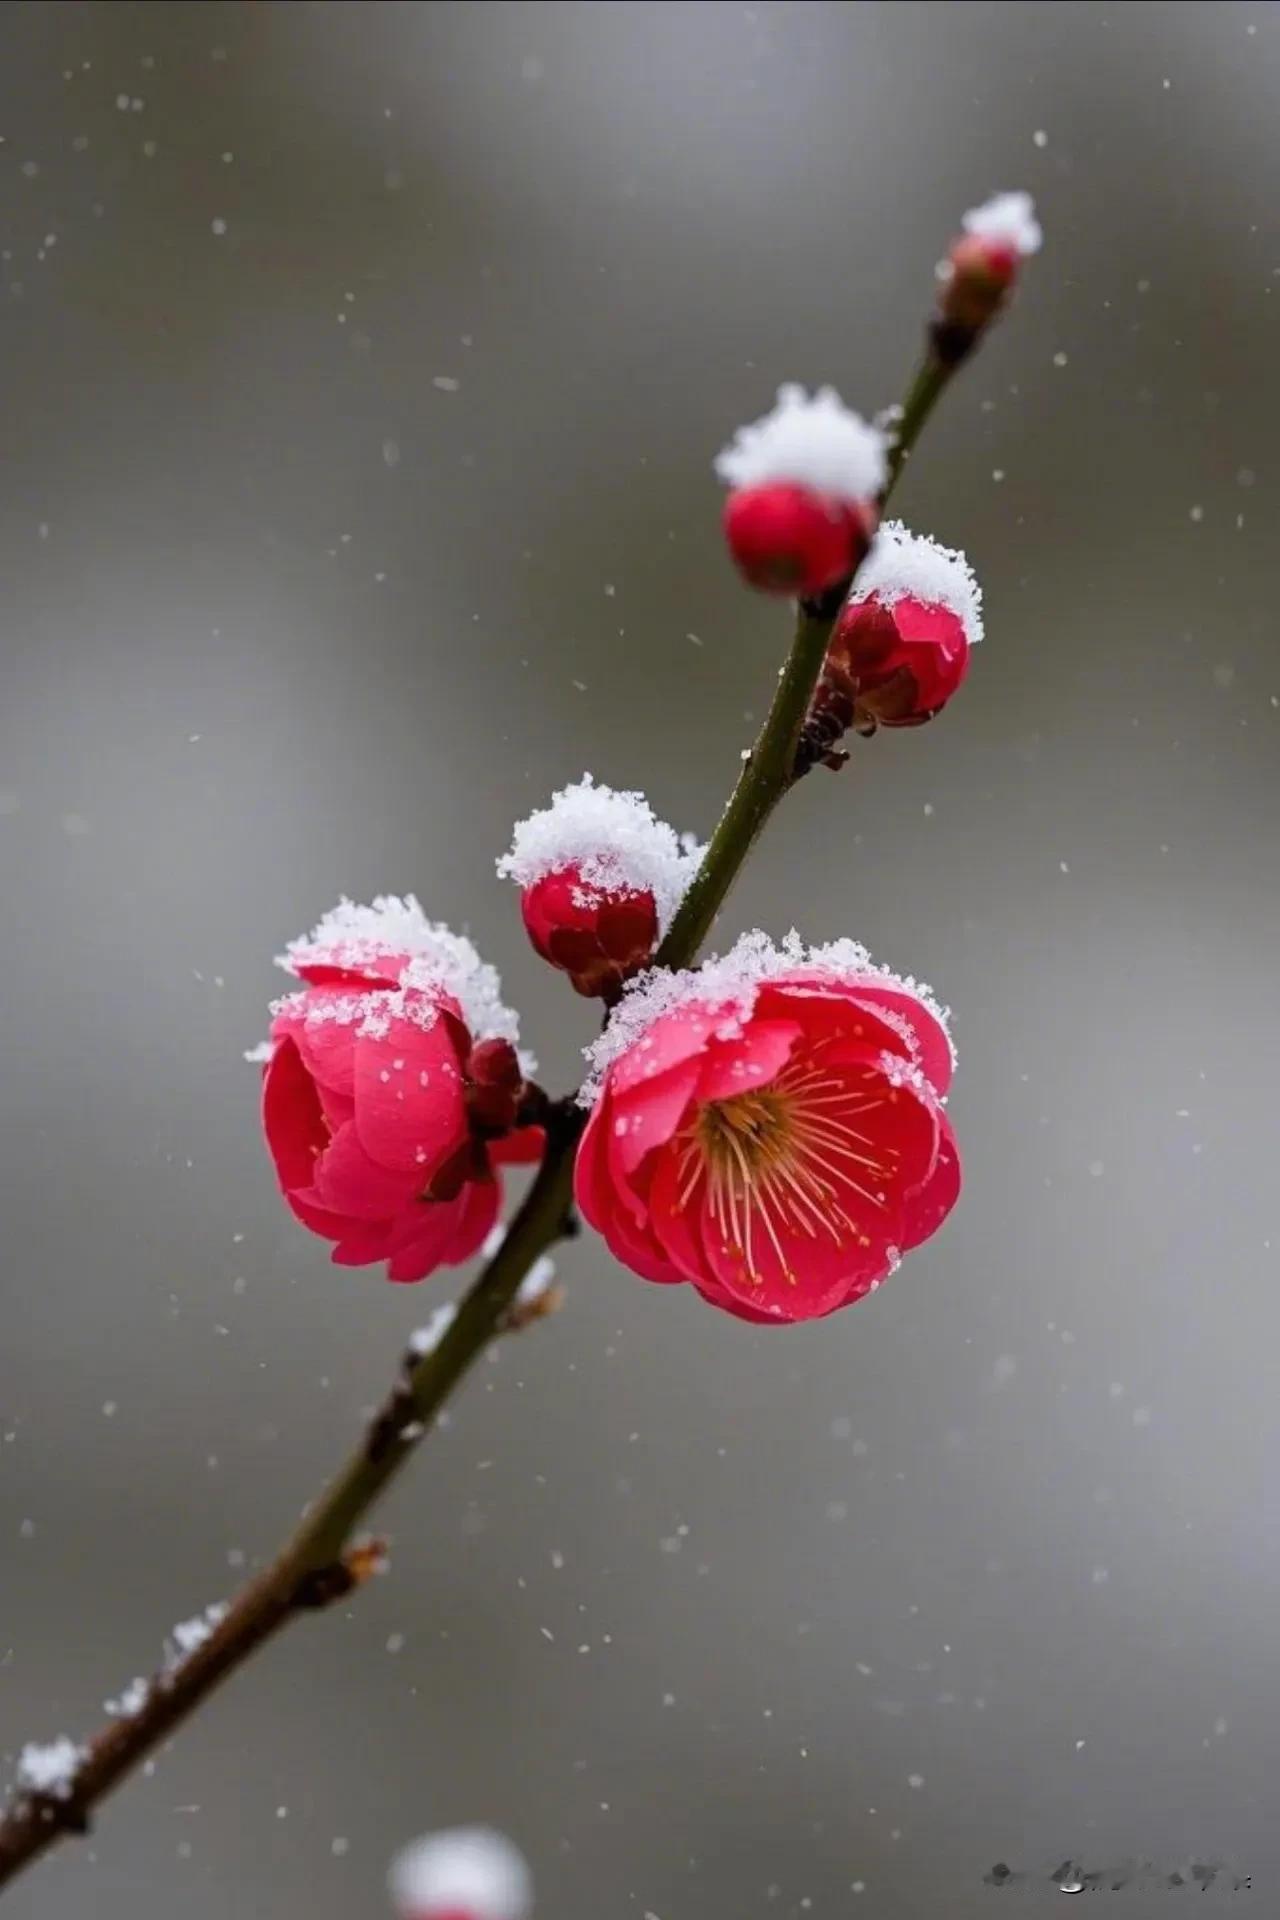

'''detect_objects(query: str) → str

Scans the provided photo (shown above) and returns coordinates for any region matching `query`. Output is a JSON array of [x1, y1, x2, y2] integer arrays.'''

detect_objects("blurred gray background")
[[2, 2, 1278, 1915]]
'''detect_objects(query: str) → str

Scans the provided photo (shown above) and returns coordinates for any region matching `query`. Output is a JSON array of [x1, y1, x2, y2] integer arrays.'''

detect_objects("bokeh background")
[[2, 2, 1278, 1915]]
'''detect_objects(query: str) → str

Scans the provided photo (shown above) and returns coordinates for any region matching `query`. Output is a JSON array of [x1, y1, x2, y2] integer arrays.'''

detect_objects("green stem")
[[881, 347, 951, 506], [291, 1137, 577, 1566], [656, 604, 837, 964]]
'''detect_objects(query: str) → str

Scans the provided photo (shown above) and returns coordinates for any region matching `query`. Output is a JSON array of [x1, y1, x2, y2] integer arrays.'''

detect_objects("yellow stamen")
[[686, 1060, 894, 1287]]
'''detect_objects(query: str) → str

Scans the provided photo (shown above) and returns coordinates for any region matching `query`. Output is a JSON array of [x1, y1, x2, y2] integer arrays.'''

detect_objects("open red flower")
[[575, 934, 959, 1325], [498, 775, 701, 999], [828, 520, 982, 731], [261, 898, 540, 1284]]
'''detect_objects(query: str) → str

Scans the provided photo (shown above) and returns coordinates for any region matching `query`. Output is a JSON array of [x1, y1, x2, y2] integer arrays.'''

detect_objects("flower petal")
[[307, 1119, 422, 1220], [610, 1058, 701, 1178], [353, 994, 467, 1176], [262, 1038, 328, 1194], [695, 1019, 801, 1104], [899, 1108, 961, 1251]]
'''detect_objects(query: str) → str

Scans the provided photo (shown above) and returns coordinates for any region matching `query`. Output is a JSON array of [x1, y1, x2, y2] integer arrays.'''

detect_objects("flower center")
[[678, 1055, 895, 1287]]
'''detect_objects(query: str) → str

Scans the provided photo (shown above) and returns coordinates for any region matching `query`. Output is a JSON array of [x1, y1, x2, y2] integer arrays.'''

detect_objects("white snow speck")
[[388, 1827, 532, 1920], [166, 1601, 228, 1668], [497, 774, 702, 931], [210, 217, 227, 237], [850, 520, 983, 646], [105, 1677, 149, 1718], [408, 1303, 458, 1358], [961, 190, 1042, 257], [480, 1225, 558, 1310], [514, 1253, 557, 1309], [715, 384, 888, 501], [17, 1738, 83, 1798], [243, 1039, 273, 1064]]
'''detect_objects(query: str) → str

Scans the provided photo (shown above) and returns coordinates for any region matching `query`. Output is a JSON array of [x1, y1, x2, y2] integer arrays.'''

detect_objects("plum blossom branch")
[[0, 1128, 575, 1890], [0, 189, 1037, 1896], [656, 318, 962, 964]]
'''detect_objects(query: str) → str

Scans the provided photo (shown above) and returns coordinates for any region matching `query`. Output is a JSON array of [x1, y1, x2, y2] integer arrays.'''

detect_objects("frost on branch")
[[15, 1738, 83, 1801], [715, 385, 888, 501], [481, 1223, 560, 1319], [103, 1677, 149, 1719], [407, 1302, 458, 1358], [165, 1601, 229, 1672], [388, 1826, 533, 1920]]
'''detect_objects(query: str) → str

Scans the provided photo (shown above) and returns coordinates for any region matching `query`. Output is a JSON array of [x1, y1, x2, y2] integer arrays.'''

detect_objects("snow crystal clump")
[[243, 1039, 273, 1065], [715, 385, 889, 500], [17, 1738, 83, 1798], [105, 1676, 149, 1718], [850, 520, 984, 646], [580, 928, 953, 1105], [514, 1254, 557, 1310], [481, 1225, 557, 1309], [407, 1302, 458, 1358], [497, 774, 702, 932], [388, 1827, 532, 1920], [275, 896, 531, 1071], [165, 1601, 228, 1669], [961, 190, 1042, 257]]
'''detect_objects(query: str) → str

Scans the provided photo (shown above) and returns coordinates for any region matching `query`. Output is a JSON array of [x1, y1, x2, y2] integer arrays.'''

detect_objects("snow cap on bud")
[[498, 775, 702, 999], [715, 385, 888, 596], [828, 520, 982, 731], [939, 192, 1041, 335], [388, 1827, 532, 1920]]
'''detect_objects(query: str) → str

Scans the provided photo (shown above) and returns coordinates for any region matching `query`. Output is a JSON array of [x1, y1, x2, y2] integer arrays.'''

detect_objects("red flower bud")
[[937, 192, 1041, 337], [522, 864, 659, 998], [798, 521, 982, 759], [499, 775, 700, 1001], [464, 1035, 526, 1138], [831, 595, 971, 730], [714, 385, 888, 597], [723, 483, 865, 597]]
